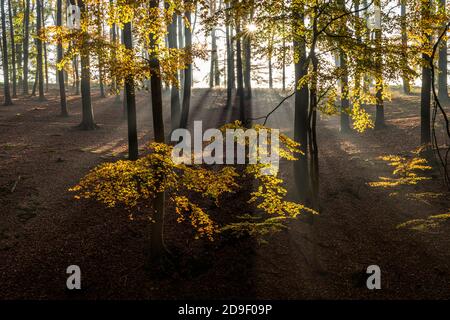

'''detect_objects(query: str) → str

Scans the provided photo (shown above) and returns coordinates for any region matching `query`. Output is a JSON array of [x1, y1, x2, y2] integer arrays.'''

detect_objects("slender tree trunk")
[[57, 0, 68, 116], [110, 0, 120, 103], [282, 1, 286, 91], [225, 1, 234, 108], [16, 42, 22, 90], [293, 7, 309, 203], [268, 33, 273, 89], [211, 1, 220, 87], [236, 22, 245, 122], [99, 64, 106, 98], [1, 0, 12, 105], [243, 22, 252, 98], [338, 0, 350, 133], [166, 4, 181, 131], [7, 0, 16, 98], [354, 0, 362, 107], [421, 52, 432, 145], [73, 56, 80, 95], [438, 0, 448, 100], [36, 0, 45, 101], [32, 60, 38, 96], [401, 0, 411, 94], [41, 2, 48, 93], [362, 0, 371, 93], [180, 9, 193, 129], [340, 52, 350, 132], [14, 1, 22, 90], [22, 0, 30, 95], [120, 29, 127, 118], [374, 0, 384, 129], [96, 10, 106, 98], [78, 0, 96, 130], [209, 0, 218, 88], [421, 0, 432, 145], [148, 0, 167, 262], [178, 14, 185, 90], [123, 22, 138, 160], [309, 54, 319, 209]]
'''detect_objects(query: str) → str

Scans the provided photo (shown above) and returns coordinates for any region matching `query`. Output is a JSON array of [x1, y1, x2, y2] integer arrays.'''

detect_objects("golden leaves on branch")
[[70, 124, 314, 242]]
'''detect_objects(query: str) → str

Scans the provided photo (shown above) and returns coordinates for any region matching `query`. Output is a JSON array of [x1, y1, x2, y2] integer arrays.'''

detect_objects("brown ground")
[[0, 87, 449, 299]]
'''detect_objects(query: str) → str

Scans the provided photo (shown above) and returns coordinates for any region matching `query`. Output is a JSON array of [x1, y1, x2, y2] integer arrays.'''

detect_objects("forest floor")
[[0, 87, 449, 299]]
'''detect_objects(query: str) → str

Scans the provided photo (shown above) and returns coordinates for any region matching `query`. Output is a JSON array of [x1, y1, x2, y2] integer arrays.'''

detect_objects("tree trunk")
[[282, 1, 286, 91], [123, 22, 138, 160], [211, 1, 220, 87], [354, 0, 362, 107], [14, 0, 22, 90], [36, 0, 45, 101], [340, 52, 350, 133], [7, 0, 16, 98], [421, 52, 432, 145], [236, 22, 245, 122], [57, 0, 68, 117], [73, 56, 80, 95], [338, 0, 350, 133], [148, 0, 167, 262], [1, 0, 12, 105], [268, 33, 273, 89], [401, 0, 411, 94], [421, 0, 432, 145], [41, 3, 48, 93], [78, 0, 96, 130], [293, 8, 309, 203], [166, 5, 181, 131], [209, 0, 218, 88], [99, 64, 106, 98], [178, 14, 185, 90], [22, 0, 30, 95], [180, 9, 193, 129], [225, 1, 234, 108], [438, 0, 448, 100], [243, 24, 252, 98], [110, 3, 121, 104], [374, 0, 384, 129], [309, 54, 319, 209]]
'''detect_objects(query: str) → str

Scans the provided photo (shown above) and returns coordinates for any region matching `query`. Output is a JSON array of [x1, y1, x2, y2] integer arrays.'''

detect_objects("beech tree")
[[1, 0, 12, 105], [57, 0, 68, 116], [36, 0, 45, 101]]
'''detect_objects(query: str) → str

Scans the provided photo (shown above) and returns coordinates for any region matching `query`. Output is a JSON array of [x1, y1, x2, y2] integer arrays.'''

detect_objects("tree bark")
[[7, 0, 16, 98], [166, 4, 181, 131], [401, 0, 411, 94], [41, 2, 48, 93], [147, 0, 167, 262], [180, 8, 193, 129], [1, 0, 12, 105], [123, 22, 138, 160], [374, 0, 384, 129], [438, 0, 448, 100], [78, 0, 96, 130], [243, 22, 252, 98], [268, 34, 273, 89], [293, 7, 309, 203], [421, 0, 432, 145], [22, 0, 30, 95], [57, 0, 68, 116], [236, 22, 245, 122], [36, 0, 45, 101], [73, 56, 80, 95], [338, 0, 350, 133], [225, 1, 234, 108]]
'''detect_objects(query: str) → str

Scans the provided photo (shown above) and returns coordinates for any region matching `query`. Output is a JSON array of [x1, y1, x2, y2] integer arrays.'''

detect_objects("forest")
[[0, 0, 449, 300]]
